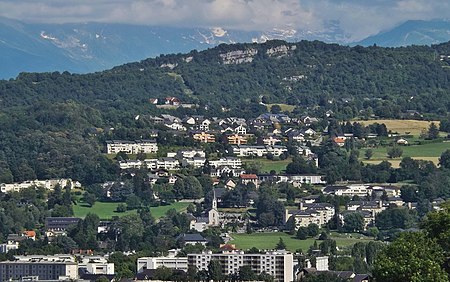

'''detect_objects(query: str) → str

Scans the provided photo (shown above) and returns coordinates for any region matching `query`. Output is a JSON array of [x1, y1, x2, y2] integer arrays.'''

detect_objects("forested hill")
[[2, 39, 450, 184]]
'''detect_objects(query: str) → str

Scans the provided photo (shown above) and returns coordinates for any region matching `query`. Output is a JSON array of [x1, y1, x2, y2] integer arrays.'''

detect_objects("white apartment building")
[[323, 184, 370, 197], [137, 254, 188, 273], [285, 202, 335, 229], [106, 139, 158, 154], [209, 157, 242, 169], [187, 250, 294, 282], [232, 145, 288, 157], [0, 179, 78, 194], [181, 157, 207, 168], [79, 256, 115, 275]]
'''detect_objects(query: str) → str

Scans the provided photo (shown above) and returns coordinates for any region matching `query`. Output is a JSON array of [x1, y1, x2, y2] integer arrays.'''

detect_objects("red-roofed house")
[[240, 174, 258, 188]]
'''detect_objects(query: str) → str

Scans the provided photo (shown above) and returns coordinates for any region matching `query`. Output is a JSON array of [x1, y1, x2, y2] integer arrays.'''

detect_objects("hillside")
[[2, 39, 450, 184]]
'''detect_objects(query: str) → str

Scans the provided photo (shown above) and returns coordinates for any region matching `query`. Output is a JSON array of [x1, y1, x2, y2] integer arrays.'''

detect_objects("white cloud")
[[1, 0, 450, 41]]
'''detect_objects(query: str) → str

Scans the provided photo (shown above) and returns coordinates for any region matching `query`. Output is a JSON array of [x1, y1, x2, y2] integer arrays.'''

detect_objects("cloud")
[[1, 0, 450, 41]]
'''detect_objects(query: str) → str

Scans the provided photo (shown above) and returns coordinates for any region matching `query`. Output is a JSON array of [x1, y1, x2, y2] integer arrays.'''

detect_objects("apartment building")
[[106, 139, 158, 154], [187, 250, 294, 282], [137, 254, 188, 273], [0, 255, 78, 281]]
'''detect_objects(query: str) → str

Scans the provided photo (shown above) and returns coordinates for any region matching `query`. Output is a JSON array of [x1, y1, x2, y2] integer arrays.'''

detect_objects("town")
[[1, 102, 449, 282]]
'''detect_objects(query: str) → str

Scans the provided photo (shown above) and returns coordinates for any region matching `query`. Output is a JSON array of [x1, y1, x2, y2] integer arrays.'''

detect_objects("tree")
[[83, 192, 96, 207], [153, 266, 173, 281], [297, 227, 308, 240], [427, 122, 440, 139], [116, 203, 127, 213], [208, 260, 224, 282], [364, 149, 373, 160], [343, 213, 364, 233], [439, 150, 450, 170], [275, 237, 286, 250], [387, 146, 403, 159], [372, 232, 448, 282], [238, 265, 257, 281], [307, 223, 320, 237]]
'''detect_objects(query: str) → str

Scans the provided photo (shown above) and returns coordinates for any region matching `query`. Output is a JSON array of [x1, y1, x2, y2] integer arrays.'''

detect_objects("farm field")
[[242, 158, 291, 174], [265, 103, 296, 113], [73, 201, 190, 220], [361, 141, 450, 167], [229, 232, 373, 252], [358, 119, 439, 136]]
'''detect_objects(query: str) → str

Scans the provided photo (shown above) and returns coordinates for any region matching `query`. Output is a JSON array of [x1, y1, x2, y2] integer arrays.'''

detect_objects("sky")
[[1, 0, 450, 41]]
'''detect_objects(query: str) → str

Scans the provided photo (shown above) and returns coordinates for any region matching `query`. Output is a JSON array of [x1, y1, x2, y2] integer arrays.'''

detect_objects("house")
[[332, 136, 346, 147], [199, 119, 211, 131], [323, 184, 370, 197], [232, 145, 267, 157], [262, 135, 282, 146], [191, 131, 216, 143], [177, 233, 209, 246], [234, 124, 247, 135], [266, 145, 288, 157], [157, 158, 180, 170], [210, 166, 245, 178], [240, 174, 258, 187], [227, 134, 248, 145], [165, 97, 181, 106], [149, 98, 158, 104], [396, 138, 408, 145], [181, 157, 207, 168]]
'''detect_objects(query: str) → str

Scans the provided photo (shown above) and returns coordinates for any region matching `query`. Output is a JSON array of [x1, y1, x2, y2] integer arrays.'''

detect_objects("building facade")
[[187, 250, 294, 282]]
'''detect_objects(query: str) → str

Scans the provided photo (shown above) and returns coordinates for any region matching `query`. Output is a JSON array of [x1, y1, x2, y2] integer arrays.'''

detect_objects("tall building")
[[187, 250, 294, 282]]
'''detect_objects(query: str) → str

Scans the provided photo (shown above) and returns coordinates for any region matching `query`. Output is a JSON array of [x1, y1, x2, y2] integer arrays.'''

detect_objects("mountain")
[[0, 17, 351, 80], [356, 19, 450, 47]]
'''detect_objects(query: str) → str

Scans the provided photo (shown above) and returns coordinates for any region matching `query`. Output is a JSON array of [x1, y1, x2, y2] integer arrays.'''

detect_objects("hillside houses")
[[1, 179, 80, 194], [232, 145, 288, 157]]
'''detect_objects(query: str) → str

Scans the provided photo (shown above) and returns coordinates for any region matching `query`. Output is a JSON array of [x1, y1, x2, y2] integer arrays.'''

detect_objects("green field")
[[361, 141, 450, 167], [265, 104, 296, 113], [229, 232, 372, 252], [243, 158, 291, 174], [73, 201, 190, 220]]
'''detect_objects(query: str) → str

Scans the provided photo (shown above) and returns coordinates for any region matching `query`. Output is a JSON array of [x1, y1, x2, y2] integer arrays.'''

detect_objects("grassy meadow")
[[229, 232, 373, 252], [242, 158, 291, 174], [73, 201, 190, 220], [358, 119, 440, 136]]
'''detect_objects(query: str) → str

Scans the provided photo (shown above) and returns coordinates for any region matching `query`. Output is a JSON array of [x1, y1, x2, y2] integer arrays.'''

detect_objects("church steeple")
[[212, 189, 217, 210]]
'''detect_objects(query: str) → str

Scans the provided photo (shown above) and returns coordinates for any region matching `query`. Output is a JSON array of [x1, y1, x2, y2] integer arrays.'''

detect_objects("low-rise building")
[[210, 157, 242, 169], [0, 255, 78, 281], [285, 202, 335, 229]]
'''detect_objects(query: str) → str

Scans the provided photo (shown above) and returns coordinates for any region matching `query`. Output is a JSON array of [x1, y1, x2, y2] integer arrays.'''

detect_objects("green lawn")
[[229, 232, 373, 252], [243, 158, 291, 174], [73, 201, 190, 220], [361, 141, 450, 166]]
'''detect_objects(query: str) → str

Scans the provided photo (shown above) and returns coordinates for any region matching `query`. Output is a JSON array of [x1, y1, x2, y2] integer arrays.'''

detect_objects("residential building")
[[181, 157, 207, 168], [187, 250, 294, 282], [210, 157, 242, 169], [0, 179, 78, 194], [106, 139, 158, 154], [79, 256, 115, 275], [323, 184, 370, 198], [0, 255, 78, 281], [192, 131, 216, 143], [227, 134, 248, 145], [232, 145, 267, 157], [137, 253, 188, 273], [240, 174, 258, 188], [285, 202, 335, 229], [262, 136, 282, 146]]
